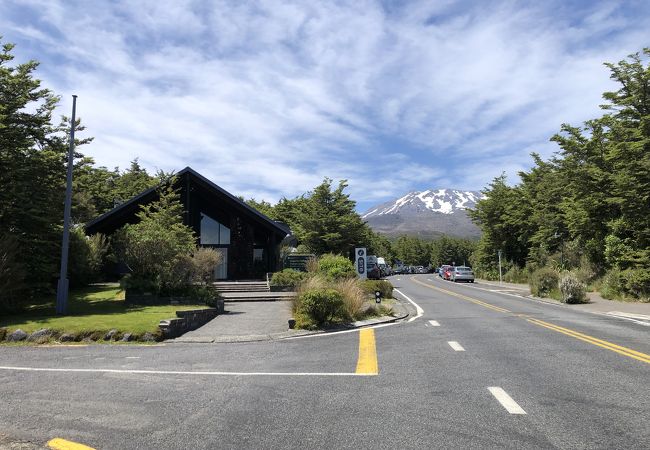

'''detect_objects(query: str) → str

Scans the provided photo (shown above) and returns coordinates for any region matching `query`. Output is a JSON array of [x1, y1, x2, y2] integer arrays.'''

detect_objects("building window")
[[200, 213, 231, 245], [253, 248, 264, 261]]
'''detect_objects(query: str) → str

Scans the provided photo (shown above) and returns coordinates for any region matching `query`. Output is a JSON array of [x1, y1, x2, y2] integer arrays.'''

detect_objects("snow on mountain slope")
[[362, 189, 484, 238]]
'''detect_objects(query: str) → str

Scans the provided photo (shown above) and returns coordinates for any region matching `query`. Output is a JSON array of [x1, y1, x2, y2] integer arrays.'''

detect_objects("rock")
[[7, 329, 28, 342], [121, 333, 132, 342], [104, 329, 118, 341], [59, 333, 75, 342], [27, 328, 52, 342], [141, 332, 156, 342]]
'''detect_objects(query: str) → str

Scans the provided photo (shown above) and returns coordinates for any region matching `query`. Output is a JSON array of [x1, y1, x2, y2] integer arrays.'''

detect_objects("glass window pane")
[[200, 213, 220, 245], [253, 248, 264, 261], [219, 223, 230, 245]]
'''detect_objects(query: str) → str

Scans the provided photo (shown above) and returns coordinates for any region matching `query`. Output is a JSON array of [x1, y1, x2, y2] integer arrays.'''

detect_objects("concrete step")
[[212, 281, 270, 293], [220, 291, 296, 302]]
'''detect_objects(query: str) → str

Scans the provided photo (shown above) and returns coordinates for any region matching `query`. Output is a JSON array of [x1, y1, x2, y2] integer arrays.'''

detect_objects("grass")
[[0, 283, 209, 336]]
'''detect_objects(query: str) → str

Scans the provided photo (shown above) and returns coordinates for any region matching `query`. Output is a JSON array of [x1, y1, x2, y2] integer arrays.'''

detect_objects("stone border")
[[159, 300, 224, 339]]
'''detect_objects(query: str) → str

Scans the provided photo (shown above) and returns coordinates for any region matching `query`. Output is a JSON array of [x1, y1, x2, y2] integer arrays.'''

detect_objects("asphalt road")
[[1, 275, 648, 449]]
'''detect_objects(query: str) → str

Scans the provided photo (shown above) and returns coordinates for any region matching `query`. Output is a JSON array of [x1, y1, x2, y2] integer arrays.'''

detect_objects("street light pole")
[[498, 249, 503, 284], [56, 95, 77, 315]]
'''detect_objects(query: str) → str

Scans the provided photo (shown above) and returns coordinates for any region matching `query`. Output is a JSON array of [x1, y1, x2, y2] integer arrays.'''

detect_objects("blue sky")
[[1, 0, 648, 212]]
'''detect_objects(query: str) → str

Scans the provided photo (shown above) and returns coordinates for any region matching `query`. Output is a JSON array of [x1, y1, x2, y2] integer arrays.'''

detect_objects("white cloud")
[[0, 0, 647, 209]]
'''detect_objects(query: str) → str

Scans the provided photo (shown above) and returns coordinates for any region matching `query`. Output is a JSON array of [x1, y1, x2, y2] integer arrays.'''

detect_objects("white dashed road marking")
[[448, 341, 465, 351], [488, 387, 527, 414], [429, 320, 440, 327]]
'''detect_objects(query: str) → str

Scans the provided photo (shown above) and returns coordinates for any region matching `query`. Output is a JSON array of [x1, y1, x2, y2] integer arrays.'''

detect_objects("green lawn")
[[0, 284, 209, 335]]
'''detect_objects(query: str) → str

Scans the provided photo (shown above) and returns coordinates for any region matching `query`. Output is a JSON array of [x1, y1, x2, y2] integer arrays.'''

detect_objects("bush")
[[602, 268, 650, 302], [559, 273, 588, 304], [529, 268, 559, 298], [334, 278, 365, 320], [297, 288, 345, 325], [503, 265, 529, 284], [317, 254, 357, 280], [360, 280, 393, 299], [622, 268, 650, 301], [271, 269, 307, 287], [192, 247, 222, 285], [69, 228, 109, 287]]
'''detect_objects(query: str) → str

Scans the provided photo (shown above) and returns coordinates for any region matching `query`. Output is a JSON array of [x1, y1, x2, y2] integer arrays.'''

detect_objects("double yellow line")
[[412, 277, 510, 313], [527, 318, 650, 364], [412, 277, 650, 365]]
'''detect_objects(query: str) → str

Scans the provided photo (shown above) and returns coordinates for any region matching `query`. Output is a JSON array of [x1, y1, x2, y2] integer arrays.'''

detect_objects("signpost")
[[355, 247, 367, 279]]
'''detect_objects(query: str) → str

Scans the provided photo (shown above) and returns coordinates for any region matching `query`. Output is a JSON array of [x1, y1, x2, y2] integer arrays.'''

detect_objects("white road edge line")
[[429, 320, 440, 327], [448, 341, 465, 351], [394, 288, 424, 322], [488, 387, 527, 414], [0, 366, 373, 377]]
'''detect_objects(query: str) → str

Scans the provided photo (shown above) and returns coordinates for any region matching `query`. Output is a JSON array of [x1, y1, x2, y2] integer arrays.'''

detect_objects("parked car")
[[439, 265, 451, 279], [451, 266, 475, 283]]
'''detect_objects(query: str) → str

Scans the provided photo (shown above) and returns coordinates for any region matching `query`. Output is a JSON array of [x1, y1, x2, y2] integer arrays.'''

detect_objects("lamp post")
[[497, 249, 503, 284], [55, 95, 77, 315]]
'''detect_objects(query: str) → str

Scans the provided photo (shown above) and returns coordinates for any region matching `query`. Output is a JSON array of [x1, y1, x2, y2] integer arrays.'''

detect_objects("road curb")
[[170, 297, 411, 344]]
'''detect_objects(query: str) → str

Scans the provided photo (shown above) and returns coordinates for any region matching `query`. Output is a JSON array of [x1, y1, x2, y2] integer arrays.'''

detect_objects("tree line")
[[469, 49, 649, 301]]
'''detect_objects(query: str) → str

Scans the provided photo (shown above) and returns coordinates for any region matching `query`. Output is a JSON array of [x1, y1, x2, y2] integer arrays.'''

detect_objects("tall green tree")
[[293, 178, 368, 255], [0, 39, 89, 293]]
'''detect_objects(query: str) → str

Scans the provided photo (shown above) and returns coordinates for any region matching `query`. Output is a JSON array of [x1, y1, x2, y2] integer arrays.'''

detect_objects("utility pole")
[[56, 95, 77, 315], [498, 249, 503, 284]]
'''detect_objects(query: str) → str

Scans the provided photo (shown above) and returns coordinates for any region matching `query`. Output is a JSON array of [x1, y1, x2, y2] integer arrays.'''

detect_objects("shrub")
[[297, 288, 345, 325], [69, 228, 109, 287], [529, 268, 559, 298], [360, 280, 393, 299], [559, 273, 588, 304], [603, 268, 650, 302], [334, 278, 365, 320], [503, 265, 528, 284], [601, 269, 623, 300], [270, 269, 307, 287], [622, 268, 650, 301], [317, 254, 356, 280], [305, 256, 320, 274], [192, 247, 222, 284]]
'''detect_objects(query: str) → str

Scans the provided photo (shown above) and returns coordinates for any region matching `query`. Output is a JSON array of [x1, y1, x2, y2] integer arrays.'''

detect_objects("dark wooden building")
[[85, 167, 290, 280]]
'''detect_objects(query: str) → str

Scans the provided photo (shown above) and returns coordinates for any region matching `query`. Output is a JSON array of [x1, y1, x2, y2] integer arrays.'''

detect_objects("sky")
[[1, 0, 648, 212]]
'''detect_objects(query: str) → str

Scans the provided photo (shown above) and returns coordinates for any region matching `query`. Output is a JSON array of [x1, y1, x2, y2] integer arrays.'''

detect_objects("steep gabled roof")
[[85, 166, 290, 236]]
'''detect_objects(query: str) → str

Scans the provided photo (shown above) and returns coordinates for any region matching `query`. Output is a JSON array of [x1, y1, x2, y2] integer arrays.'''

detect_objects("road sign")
[[355, 247, 367, 279]]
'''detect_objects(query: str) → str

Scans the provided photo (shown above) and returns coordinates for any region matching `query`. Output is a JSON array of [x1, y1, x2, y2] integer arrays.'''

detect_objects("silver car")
[[451, 266, 475, 282]]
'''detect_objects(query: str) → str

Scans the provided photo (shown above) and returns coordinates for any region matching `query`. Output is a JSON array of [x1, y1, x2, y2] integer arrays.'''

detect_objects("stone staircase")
[[212, 280, 296, 302]]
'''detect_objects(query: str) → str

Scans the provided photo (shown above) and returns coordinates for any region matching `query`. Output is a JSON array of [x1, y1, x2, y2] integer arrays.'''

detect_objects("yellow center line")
[[527, 318, 650, 364], [48, 438, 96, 450], [411, 277, 511, 313], [410, 277, 650, 365], [355, 328, 378, 375]]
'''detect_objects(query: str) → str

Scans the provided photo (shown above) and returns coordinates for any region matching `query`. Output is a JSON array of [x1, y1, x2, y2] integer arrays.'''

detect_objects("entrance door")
[[214, 248, 228, 280]]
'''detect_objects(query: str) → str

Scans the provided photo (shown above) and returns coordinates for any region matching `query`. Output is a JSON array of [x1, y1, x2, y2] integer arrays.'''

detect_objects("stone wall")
[[159, 300, 224, 339]]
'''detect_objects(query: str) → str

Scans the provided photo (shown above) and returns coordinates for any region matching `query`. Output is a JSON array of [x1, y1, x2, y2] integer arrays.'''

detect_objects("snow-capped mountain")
[[362, 189, 484, 238]]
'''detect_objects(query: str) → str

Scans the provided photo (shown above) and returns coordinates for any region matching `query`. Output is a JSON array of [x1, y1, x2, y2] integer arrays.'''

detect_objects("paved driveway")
[[173, 301, 293, 343]]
